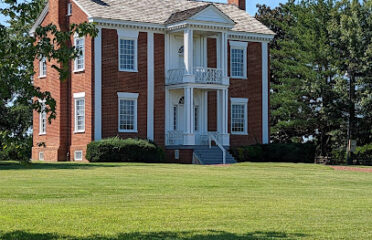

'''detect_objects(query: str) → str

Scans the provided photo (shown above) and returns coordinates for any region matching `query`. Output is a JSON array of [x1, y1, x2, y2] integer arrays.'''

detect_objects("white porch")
[[165, 86, 229, 146]]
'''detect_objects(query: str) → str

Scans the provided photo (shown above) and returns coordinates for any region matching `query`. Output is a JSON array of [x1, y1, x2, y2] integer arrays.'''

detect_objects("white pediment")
[[190, 5, 235, 25]]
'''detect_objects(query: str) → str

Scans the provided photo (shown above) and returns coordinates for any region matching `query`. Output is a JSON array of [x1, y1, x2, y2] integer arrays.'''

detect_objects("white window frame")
[[230, 41, 248, 79], [117, 92, 139, 133], [39, 101, 47, 135], [39, 152, 44, 161], [230, 98, 248, 135], [39, 57, 47, 78], [117, 29, 139, 72], [74, 150, 83, 161], [67, 3, 72, 16], [74, 92, 85, 133], [74, 35, 85, 72]]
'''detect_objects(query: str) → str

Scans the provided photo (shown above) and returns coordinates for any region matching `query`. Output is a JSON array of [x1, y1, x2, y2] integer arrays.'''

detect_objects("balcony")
[[167, 67, 228, 85]]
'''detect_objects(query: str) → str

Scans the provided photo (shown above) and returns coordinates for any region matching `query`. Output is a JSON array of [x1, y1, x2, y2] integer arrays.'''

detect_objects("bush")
[[230, 143, 316, 163], [86, 137, 165, 163], [355, 144, 372, 165]]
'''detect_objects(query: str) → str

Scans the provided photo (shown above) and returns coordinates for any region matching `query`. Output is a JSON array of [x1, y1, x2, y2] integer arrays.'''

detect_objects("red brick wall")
[[207, 38, 217, 132], [229, 41, 263, 146], [165, 149, 193, 164], [68, 1, 93, 161], [101, 29, 148, 140], [154, 34, 165, 146], [32, 0, 92, 161]]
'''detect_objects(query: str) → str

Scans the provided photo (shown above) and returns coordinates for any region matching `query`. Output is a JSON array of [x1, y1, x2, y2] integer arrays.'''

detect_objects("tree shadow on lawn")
[[0, 161, 130, 171], [0, 230, 308, 240]]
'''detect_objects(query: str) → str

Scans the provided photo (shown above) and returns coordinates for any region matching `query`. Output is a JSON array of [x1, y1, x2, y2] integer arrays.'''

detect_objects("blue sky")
[[0, 0, 285, 25]]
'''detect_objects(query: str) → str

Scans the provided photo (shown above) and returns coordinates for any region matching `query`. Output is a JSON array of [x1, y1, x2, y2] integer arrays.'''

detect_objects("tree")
[[256, 0, 372, 161], [0, 0, 97, 161], [328, 0, 372, 163]]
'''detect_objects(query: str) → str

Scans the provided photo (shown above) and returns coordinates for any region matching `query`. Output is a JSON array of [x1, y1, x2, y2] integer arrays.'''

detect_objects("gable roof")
[[165, 4, 235, 25], [75, 0, 274, 35], [30, 0, 274, 36]]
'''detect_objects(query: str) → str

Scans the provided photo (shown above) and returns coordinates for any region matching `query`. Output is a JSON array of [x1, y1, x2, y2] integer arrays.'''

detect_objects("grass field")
[[0, 161, 371, 240]]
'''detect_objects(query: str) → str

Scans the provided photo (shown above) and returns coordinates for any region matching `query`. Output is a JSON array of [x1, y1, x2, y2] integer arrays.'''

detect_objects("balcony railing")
[[194, 67, 223, 84], [167, 67, 224, 85]]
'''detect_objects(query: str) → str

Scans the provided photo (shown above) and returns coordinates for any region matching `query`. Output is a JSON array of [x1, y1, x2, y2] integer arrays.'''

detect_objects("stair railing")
[[208, 133, 226, 165]]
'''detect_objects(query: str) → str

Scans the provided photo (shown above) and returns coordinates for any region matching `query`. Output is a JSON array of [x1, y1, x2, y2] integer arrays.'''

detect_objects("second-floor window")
[[39, 57, 46, 77], [74, 36, 85, 71], [119, 38, 137, 72], [230, 41, 248, 79]]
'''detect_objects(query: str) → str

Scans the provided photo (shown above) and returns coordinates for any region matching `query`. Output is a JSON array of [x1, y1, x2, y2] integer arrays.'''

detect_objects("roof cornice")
[[228, 31, 274, 42], [29, 3, 49, 36]]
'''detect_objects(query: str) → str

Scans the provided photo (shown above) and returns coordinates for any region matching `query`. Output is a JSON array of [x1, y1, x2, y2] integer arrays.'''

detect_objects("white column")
[[94, 27, 102, 141], [147, 32, 154, 141], [184, 86, 195, 145], [203, 90, 208, 134], [217, 90, 222, 133], [262, 42, 269, 144], [184, 28, 194, 79], [217, 88, 229, 146], [221, 32, 229, 85]]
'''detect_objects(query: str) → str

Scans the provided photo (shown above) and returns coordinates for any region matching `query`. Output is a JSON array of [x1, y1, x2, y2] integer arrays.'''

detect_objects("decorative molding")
[[29, 3, 49, 36], [228, 32, 274, 42], [73, 92, 85, 98], [117, 92, 139, 99], [89, 18, 165, 32]]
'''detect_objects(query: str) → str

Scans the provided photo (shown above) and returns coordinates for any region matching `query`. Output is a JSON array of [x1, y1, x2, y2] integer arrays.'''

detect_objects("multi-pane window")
[[39, 104, 46, 135], [74, 37, 85, 71], [118, 92, 138, 132], [74, 96, 85, 132], [194, 106, 199, 131], [39, 57, 46, 77], [173, 105, 178, 131], [67, 3, 72, 16], [230, 41, 248, 78], [119, 39, 137, 71], [231, 98, 248, 134], [231, 48, 244, 77]]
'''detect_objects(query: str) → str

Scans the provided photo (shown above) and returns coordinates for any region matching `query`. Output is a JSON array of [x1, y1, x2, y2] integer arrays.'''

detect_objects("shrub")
[[230, 143, 316, 163], [86, 137, 165, 163], [355, 144, 372, 165]]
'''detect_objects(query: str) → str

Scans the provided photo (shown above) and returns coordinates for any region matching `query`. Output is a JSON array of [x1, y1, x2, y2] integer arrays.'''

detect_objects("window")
[[230, 41, 248, 79], [173, 105, 178, 131], [74, 36, 85, 71], [194, 106, 199, 131], [117, 92, 139, 132], [74, 92, 85, 133], [119, 38, 137, 71], [67, 3, 72, 16], [39, 152, 44, 161], [39, 103, 46, 135], [74, 150, 83, 161], [39, 57, 46, 77], [231, 98, 248, 135]]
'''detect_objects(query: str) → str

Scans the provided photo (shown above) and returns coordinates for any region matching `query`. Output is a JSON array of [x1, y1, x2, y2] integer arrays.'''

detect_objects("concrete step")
[[194, 146, 237, 165]]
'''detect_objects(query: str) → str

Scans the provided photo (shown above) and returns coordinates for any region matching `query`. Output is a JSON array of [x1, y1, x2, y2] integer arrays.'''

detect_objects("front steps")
[[193, 146, 237, 165]]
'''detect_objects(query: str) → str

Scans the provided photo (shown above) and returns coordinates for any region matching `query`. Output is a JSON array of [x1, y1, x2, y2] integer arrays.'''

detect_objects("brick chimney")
[[228, 0, 246, 10], [49, 0, 69, 30]]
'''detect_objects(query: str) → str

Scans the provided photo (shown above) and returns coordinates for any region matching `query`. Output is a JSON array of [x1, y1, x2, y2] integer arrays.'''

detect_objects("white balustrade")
[[167, 67, 223, 85]]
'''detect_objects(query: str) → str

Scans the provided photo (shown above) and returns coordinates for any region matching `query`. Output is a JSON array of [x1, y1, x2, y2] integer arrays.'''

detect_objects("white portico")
[[164, 5, 233, 146]]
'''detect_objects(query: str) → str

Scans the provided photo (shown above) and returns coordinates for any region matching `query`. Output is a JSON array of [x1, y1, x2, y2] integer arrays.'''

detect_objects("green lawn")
[[0, 161, 371, 240]]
